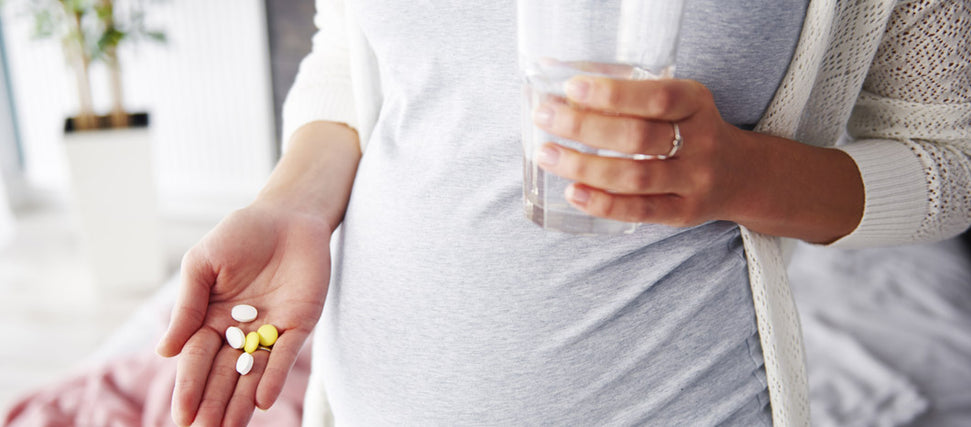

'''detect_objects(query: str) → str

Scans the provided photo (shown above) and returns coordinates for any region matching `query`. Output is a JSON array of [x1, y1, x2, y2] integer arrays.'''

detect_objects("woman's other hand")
[[532, 76, 865, 244]]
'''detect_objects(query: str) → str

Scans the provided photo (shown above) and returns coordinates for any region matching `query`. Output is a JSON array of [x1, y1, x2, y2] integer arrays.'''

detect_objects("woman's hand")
[[154, 120, 358, 427], [156, 203, 332, 426], [532, 77, 752, 227], [532, 76, 865, 243]]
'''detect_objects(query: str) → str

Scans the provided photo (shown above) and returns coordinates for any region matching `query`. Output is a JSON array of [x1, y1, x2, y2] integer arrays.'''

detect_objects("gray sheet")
[[789, 238, 971, 427]]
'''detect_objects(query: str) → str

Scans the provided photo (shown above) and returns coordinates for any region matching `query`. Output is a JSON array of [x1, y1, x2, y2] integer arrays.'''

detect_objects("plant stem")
[[69, 6, 96, 130], [73, 56, 97, 130], [106, 45, 129, 128], [101, 0, 129, 128]]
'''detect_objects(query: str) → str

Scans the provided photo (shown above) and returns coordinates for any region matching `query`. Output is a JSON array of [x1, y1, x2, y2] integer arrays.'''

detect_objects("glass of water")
[[518, 0, 686, 235]]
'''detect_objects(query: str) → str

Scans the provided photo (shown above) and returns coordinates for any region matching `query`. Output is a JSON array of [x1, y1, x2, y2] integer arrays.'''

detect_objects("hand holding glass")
[[518, 0, 686, 234]]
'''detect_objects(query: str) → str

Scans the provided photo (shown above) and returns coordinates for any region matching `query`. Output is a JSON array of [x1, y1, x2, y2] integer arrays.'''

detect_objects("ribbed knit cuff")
[[281, 81, 359, 154], [829, 140, 928, 248]]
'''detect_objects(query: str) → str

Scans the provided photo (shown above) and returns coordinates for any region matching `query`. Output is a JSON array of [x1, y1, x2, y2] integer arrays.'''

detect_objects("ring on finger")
[[659, 122, 683, 159], [629, 121, 683, 160]]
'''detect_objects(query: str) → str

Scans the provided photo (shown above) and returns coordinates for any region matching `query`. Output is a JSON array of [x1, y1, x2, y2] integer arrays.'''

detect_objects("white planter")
[[63, 119, 165, 294]]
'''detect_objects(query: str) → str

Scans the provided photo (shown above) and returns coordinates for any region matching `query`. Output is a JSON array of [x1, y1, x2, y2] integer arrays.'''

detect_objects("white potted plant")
[[21, 0, 165, 129], [10, 0, 167, 292]]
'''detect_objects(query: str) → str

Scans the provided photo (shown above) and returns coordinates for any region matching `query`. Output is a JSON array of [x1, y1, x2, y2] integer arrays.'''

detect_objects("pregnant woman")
[[156, 1, 971, 425]]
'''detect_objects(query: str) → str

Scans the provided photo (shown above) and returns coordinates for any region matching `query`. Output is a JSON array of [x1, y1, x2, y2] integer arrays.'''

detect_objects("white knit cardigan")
[[283, 0, 971, 425]]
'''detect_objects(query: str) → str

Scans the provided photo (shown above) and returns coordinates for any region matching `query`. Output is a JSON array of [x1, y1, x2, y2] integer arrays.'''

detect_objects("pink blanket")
[[3, 342, 311, 427]]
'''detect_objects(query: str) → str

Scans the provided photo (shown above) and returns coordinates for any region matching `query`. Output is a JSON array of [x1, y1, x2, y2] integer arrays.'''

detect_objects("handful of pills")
[[226, 304, 280, 375]]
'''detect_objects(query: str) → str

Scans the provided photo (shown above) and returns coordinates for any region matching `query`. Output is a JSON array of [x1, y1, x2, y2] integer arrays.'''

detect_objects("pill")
[[231, 304, 258, 323], [244, 331, 260, 353], [257, 324, 278, 347], [225, 326, 245, 349], [236, 352, 254, 375]]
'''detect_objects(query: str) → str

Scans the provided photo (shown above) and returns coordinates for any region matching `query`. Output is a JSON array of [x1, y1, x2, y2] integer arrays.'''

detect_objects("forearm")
[[728, 130, 864, 245], [256, 121, 362, 233]]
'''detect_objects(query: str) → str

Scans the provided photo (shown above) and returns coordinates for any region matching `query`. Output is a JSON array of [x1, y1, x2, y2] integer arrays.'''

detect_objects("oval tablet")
[[225, 326, 245, 349], [236, 352, 254, 375], [244, 331, 260, 353], [257, 324, 278, 347], [231, 304, 258, 323]]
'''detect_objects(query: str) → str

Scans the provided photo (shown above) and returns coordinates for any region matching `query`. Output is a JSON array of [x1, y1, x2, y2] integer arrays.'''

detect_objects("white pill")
[[225, 326, 245, 349], [231, 304, 258, 322], [236, 352, 254, 375]]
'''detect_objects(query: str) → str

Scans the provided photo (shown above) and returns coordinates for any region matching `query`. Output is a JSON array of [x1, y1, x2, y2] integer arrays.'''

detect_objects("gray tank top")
[[315, 0, 806, 424]]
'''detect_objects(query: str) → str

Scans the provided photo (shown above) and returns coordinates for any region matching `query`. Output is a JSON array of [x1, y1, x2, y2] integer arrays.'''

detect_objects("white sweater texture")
[[283, 0, 971, 425]]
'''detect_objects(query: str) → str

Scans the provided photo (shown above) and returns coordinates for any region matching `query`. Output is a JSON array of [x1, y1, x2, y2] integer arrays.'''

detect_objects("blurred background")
[[0, 0, 315, 413]]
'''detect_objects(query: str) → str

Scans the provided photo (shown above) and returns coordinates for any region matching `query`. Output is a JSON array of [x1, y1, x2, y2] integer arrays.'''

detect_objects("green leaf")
[[64, 0, 86, 14], [146, 30, 165, 43], [97, 27, 124, 50], [31, 9, 55, 39]]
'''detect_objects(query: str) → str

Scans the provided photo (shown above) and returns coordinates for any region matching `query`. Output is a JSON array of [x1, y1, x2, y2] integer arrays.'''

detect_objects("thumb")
[[156, 249, 216, 357]]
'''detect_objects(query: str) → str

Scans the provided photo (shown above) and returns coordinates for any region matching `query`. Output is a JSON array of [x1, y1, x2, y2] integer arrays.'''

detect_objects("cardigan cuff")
[[281, 82, 359, 154], [829, 139, 928, 248]]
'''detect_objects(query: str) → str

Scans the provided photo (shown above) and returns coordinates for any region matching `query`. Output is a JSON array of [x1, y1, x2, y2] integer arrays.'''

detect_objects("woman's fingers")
[[157, 249, 217, 358], [566, 184, 705, 227], [529, 76, 735, 228], [171, 328, 222, 426], [171, 326, 305, 426], [255, 329, 309, 409], [563, 76, 710, 122], [534, 98, 680, 156], [536, 143, 687, 195], [223, 350, 270, 427], [534, 142, 717, 227], [193, 345, 245, 425]]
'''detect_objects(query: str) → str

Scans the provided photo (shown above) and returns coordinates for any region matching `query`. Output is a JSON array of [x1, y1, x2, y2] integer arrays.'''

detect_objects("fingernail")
[[567, 185, 590, 205], [536, 145, 560, 167], [532, 105, 554, 127], [564, 78, 590, 102]]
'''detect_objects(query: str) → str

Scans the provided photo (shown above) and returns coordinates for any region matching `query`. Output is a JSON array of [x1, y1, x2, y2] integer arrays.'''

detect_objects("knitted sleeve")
[[834, 0, 971, 247], [280, 0, 359, 152]]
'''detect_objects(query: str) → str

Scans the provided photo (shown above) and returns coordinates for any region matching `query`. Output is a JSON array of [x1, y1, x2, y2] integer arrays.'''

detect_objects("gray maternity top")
[[315, 0, 807, 424]]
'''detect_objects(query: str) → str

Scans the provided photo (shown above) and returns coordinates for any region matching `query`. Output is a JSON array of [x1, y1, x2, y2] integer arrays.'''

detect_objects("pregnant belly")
[[316, 189, 762, 423]]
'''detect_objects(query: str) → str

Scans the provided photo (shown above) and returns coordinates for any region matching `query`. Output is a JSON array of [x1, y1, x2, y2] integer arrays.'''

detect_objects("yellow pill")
[[244, 331, 260, 353], [258, 324, 279, 347]]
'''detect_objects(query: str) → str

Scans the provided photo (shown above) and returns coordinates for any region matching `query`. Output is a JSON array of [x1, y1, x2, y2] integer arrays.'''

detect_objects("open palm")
[[156, 204, 332, 426]]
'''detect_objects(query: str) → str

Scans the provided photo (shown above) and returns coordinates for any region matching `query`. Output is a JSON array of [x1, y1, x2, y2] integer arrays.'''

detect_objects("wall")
[[0, 20, 19, 245], [263, 0, 315, 160], [1, 0, 276, 219]]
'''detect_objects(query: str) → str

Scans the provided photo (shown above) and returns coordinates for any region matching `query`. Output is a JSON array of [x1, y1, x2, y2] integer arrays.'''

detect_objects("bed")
[[789, 236, 971, 427]]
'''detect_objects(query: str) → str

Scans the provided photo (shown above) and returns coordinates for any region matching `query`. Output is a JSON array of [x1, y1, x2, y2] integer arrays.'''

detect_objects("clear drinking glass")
[[518, 0, 686, 235]]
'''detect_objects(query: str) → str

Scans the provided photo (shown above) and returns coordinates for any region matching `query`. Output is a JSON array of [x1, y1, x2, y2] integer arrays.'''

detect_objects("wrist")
[[725, 131, 864, 244], [255, 173, 335, 218], [255, 121, 362, 233]]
